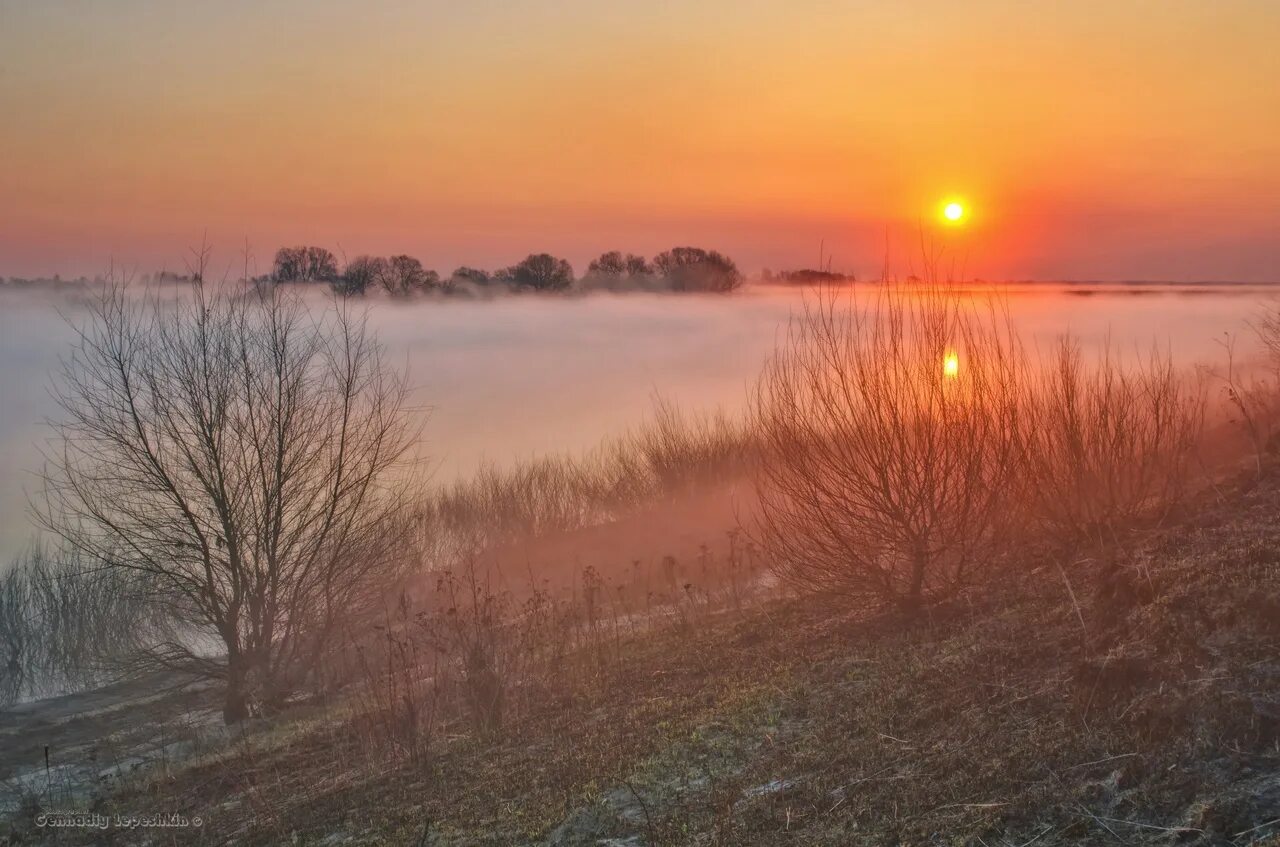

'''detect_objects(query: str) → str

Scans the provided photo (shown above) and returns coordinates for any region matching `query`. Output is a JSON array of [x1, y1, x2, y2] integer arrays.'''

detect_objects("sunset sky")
[[2, 0, 1278, 281]]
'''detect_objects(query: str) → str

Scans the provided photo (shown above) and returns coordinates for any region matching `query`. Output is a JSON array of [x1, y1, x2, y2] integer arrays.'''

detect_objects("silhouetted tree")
[[449, 267, 492, 289], [587, 251, 627, 278], [382, 255, 439, 296], [272, 246, 339, 284], [338, 255, 389, 296], [653, 247, 743, 293], [511, 253, 574, 291], [586, 251, 652, 281], [625, 254, 652, 277]]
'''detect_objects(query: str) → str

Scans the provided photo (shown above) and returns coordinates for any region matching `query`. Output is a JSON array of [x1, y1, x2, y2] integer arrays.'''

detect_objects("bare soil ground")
[[4, 470, 1280, 845]]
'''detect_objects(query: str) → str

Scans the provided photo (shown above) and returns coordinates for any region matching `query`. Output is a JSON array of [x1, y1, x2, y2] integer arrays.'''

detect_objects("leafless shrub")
[[750, 285, 1028, 613], [34, 278, 420, 722], [381, 538, 764, 742], [1025, 338, 1205, 559]]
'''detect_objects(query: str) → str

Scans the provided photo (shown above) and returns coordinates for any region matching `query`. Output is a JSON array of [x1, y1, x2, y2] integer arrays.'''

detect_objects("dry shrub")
[[1253, 298, 1280, 366], [1026, 339, 1205, 559], [751, 283, 1210, 615], [750, 285, 1027, 612], [345, 567, 524, 750], [412, 561, 616, 739], [430, 564, 516, 738]]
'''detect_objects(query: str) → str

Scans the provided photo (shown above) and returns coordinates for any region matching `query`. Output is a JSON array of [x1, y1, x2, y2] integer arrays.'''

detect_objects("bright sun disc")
[[943, 202, 965, 222], [943, 350, 960, 378]]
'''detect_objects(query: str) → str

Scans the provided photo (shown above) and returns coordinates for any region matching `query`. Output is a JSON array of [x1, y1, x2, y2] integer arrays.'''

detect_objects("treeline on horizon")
[[0, 245, 747, 296], [269, 245, 745, 296], [0, 242, 874, 295]]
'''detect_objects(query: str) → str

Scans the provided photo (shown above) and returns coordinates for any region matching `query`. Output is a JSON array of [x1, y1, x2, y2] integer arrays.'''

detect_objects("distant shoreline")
[[5, 276, 1280, 291]]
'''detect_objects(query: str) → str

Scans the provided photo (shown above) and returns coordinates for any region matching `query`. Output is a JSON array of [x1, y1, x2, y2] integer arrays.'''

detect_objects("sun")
[[937, 196, 970, 226], [943, 350, 960, 378]]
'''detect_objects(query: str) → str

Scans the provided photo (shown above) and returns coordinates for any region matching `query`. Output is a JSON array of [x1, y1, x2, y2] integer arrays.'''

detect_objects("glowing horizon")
[[1, 1, 1278, 281]]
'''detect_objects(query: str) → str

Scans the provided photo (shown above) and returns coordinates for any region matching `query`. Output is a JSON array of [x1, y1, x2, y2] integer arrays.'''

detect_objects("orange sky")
[[2, 0, 1278, 280]]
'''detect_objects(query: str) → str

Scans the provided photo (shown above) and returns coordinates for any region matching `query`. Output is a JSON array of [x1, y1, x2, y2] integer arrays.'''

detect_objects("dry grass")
[[413, 397, 751, 568], [13, 468, 1280, 845], [0, 546, 171, 704]]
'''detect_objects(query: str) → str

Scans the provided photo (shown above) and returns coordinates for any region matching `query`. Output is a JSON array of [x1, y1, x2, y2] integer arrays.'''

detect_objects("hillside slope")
[[5, 471, 1280, 845]]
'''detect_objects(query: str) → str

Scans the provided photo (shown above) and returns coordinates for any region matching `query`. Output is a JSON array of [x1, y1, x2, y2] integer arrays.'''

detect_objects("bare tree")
[[583, 251, 654, 291], [587, 250, 628, 278], [271, 246, 340, 284], [337, 253, 444, 297], [510, 253, 574, 292], [36, 280, 420, 722], [586, 251, 650, 279], [624, 253, 652, 278], [750, 286, 1027, 613]]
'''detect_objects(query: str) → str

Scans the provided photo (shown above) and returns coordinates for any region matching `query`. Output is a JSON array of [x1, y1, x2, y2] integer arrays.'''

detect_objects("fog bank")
[[0, 282, 1271, 560]]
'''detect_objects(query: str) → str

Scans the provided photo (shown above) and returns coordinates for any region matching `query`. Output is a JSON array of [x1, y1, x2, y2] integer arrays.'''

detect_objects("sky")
[[1, 0, 1278, 282]]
